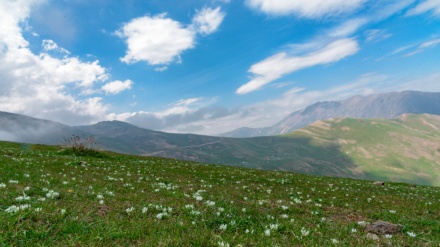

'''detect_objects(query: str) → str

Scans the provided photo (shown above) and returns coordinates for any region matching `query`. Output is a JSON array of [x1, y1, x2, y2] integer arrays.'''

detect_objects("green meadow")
[[1, 141, 439, 246]]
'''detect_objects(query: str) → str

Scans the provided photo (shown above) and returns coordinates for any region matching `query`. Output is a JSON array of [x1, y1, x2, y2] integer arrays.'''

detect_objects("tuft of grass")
[[59, 134, 108, 158], [58, 147, 108, 158], [0, 141, 439, 246]]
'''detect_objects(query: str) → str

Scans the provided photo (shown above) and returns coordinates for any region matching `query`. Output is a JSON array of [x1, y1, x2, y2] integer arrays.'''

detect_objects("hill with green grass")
[[0, 141, 439, 246], [285, 114, 440, 187], [77, 114, 440, 187]]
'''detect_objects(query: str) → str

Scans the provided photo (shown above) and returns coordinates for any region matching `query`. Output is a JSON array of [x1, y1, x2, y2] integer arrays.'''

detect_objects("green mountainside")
[[285, 114, 440, 186], [79, 114, 440, 186]]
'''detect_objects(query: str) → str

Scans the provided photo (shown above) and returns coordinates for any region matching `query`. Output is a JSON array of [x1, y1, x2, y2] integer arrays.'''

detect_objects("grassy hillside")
[[286, 114, 440, 187], [3, 112, 440, 187], [79, 115, 440, 187], [0, 141, 439, 246]]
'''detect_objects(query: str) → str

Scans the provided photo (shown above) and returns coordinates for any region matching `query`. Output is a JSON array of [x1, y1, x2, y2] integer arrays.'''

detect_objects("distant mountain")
[[0, 111, 81, 145], [2, 110, 440, 186], [221, 91, 440, 137]]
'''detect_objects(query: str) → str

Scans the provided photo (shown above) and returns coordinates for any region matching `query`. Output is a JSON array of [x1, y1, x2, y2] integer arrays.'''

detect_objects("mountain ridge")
[[221, 90, 440, 137], [2, 91, 440, 186]]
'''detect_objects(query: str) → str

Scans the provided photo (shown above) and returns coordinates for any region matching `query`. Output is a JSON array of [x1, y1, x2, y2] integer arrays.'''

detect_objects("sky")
[[1, 0, 440, 136]]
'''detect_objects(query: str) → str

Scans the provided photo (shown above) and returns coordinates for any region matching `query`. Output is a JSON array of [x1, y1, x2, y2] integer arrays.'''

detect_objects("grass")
[[285, 114, 440, 186], [0, 140, 439, 246]]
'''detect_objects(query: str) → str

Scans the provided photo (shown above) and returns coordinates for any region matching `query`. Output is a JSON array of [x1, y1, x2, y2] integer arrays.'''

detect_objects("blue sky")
[[1, 0, 440, 135]]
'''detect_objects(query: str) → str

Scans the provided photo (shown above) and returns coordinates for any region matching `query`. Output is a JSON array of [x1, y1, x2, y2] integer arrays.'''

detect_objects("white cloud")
[[329, 18, 368, 37], [42, 39, 70, 54], [117, 14, 195, 66], [403, 38, 440, 56], [117, 7, 225, 67], [407, 0, 440, 17], [245, 0, 365, 18], [420, 38, 440, 48], [108, 71, 440, 136], [102, 80, 133, 94], [0, 0, 131, 125], [364, 29, 392, 42], [112, 73, 390, 135], [155, 66, 168, 72], [236, 38, 359, 94], [108, 97, 224, 133], [192, 7, 225, 35]]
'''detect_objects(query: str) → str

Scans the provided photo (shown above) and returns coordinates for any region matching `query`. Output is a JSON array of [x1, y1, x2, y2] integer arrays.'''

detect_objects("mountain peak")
[[222, 90, 440, 138]]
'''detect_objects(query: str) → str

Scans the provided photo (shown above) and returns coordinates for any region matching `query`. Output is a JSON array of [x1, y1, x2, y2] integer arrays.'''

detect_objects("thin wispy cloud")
[[245, 0, 365, 18], [236, 39, 359, 94], [407, 0, 440, 17]]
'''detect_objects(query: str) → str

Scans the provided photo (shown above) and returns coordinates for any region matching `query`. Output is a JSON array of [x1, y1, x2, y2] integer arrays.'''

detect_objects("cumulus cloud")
[[407, 0, 440, 17], [245, 0, 365, 18], [0, 0, 131, 125], [102, 80, 133, 94], [236, 38, 359, 94], [117, 7, 225, 67], [117, 14, 195, 65], [192, 7, 225, 35]]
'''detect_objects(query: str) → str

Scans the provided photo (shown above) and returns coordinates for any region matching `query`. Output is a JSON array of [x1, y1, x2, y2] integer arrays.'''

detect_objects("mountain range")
[[1, 90, 440, 186], [221, 90, 440, 137]]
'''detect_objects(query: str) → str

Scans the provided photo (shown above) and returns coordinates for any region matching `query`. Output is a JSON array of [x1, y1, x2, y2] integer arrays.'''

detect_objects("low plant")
[[60, 134, 106, 157]]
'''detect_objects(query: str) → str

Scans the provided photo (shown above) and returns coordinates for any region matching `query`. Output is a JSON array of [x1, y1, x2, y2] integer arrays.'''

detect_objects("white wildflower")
[[156, 213, 164, 220], [269, 224, 279, 230], [5, 206, 19, 214], [126, 207, 134, 214], [301, 227, 310, 237], [217, 241, 230, 247], [264, 229, 271, 236], [357, 221, 367, 227], [46, 190, 59, 199]]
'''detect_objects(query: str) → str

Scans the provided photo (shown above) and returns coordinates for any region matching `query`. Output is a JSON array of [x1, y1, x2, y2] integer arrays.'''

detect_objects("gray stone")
[[366, 220, 402, 235], [366, 233, 379, 241], [373, 181, 385, 186]]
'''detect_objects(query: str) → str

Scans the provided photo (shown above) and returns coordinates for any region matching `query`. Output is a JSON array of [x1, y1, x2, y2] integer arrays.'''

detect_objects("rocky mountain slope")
[[222, 91, 440, 137]]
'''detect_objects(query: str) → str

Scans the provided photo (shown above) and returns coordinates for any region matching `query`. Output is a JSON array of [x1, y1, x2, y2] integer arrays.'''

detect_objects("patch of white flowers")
[[46, 190, 59, 199]]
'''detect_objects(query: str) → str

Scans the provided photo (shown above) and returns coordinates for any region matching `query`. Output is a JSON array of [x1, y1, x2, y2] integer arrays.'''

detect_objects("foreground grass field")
[[0, 141, 439, 246]]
